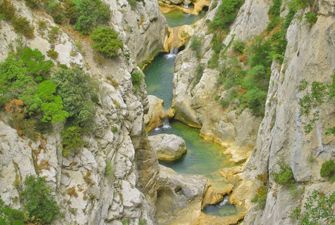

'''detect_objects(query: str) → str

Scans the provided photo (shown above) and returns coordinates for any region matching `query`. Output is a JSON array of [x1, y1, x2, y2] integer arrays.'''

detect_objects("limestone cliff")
[[0, 0, 166, 224], [172, 0, 335, 224]]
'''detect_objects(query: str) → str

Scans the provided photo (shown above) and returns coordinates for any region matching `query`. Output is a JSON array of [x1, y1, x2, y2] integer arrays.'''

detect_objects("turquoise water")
[[164, 10, 205, 27], [144, 53, 175, 109], [144, 10, 238, 217]]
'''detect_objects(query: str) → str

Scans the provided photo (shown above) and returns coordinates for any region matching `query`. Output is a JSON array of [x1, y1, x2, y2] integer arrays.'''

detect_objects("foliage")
[[105, 160, 113, 177], [193, 64, 204, 87], [273, 163, 295, 186], [139, 219, 147, 225], [0, 0, 34, 38], [22, 176, 60, 224], [207, 53, 219, 69], [47, 48, 59, 60], [0, 199, 25, 225], [128, 0, 141, 9], [320, 160, 335, 181], [0, 0, 15, 21], [52, 67, 97, 128], [209, 0, 244, 31], [23, 80, 69, 123], [131, 71, 143, 91], [232, 40, 245, 54], [305, 11, 317, 25], [90, 26, 123, 58], [190, 36, 202, 59], [251, 185, 267, 209], [61, 125, 85, 157], [72, 0, 110, 34], [299, 191, 335, 225]]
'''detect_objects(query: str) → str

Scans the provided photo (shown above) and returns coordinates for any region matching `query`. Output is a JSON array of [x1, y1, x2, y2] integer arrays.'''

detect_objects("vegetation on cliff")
[[0, 47, 97, 157]]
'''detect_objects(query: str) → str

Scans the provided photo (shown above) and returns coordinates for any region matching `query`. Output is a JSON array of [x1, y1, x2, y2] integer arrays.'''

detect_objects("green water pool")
[[144, 9, 238, 217], [144, 53, 175, 109], [164, 10, 205, 27]]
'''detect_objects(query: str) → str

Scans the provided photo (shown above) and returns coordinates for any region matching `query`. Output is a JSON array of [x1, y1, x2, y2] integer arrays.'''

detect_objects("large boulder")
[[148, 134, 187, 162], [156, 166, 208, 225]]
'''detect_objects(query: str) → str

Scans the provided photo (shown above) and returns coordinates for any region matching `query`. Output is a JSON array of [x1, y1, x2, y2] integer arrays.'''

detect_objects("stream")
[[144, 11, 238, 218]]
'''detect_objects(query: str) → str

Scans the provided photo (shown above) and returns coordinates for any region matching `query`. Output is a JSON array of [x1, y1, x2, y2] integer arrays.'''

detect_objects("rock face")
[[0, 0, 166, 224], [172, 0, 265, 160], [242, 1, 335, 224], [148, 134, 187, 162], [156, 166, 207, 225]]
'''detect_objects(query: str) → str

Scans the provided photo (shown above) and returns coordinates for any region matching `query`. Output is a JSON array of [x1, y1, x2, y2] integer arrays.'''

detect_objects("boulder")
[[148, 134, 187, 162], [156, 165, 208, 225]]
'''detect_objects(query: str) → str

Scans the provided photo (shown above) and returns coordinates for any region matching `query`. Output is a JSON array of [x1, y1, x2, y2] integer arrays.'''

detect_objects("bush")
[[52, 67, 97, 128], [22, 176, 60, 224], [190, 36, 202, 58], [73, 0, 111, 34], [299, 191, 335, 225], [12, 17, 34, 39], [251, 185, 267, 209], [209, 0, 244, 31], [131, 71, 143, 90], [128, 0, 140, 9], [0, 199, 25, 225], [273, 164, 295, 186], [232, 40, 245, 54], [320, 160, 335, 180], [61, 126, 85, 157], [90, 26, 123, 58], [305, 11, 317, 25], [0, 0, 16, 21]]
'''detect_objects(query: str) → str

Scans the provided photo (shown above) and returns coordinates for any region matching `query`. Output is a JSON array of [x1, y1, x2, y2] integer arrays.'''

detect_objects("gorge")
[[0, 0, 335, 225]]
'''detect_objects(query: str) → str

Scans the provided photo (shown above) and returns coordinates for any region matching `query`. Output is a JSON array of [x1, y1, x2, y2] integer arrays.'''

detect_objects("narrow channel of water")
[[144, 10, 238, 217]]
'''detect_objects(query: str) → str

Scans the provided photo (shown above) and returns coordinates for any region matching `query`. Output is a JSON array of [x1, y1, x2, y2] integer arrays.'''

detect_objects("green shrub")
[[194, 64, 204, 87], [73, 0, 111, 34], [61, 126, 85, 157], [105, 160, 113, 177], [209, 0, 244, 31], [131, 71, 143, 90], [22, 176, 60, 224], [139, 219, 147, 225], [12, 17, 35, 39], [128, 0, 140, 9], [320, 160, 335, 181], [207, 53, 219, 69], [299, 191, 335, 225], [232, 40, 245, 54], [273, 164, 295, 186], [0, 199, 25, 225], [190, 36, 202, 58], [52, 67, 97, 128], [90, 26, 123, 58], [251, 185, 267, 209], [305, 11, 317, 25], [47, 48, 58, 60], [0, 0, 16, 21], [23, 80, 69, 123]]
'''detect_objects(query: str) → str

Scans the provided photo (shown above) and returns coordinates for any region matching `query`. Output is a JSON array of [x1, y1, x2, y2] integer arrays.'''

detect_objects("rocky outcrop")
[[0, 0, 166, 224], [144, 95, 166, 131], [156, 166, 207, 225], [107, 0, 167, 65], [148, 134, 187, 162]]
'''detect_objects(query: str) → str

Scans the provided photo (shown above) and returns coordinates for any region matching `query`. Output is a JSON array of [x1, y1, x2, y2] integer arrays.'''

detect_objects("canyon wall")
[[0, 0, 166, 224]]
